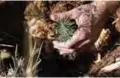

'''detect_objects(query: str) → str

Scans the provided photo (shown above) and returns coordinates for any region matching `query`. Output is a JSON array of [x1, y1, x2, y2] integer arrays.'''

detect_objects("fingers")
[[53, 28, 90, 54], [53, 28, 89, 49], [65, 28, 90, 48], [53, 40, 91, 55], [53, 39, 91, 55], [53, 41, 68, 49], [50, 8, 80, 21], [58, 48, 74, 55], [53, 41, 74, 55], [77, 39, 91, 49], [75, 12, 92, 28]]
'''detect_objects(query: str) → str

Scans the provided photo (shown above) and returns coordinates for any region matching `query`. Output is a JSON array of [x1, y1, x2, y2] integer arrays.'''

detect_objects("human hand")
[[50, 1, 119, 55]]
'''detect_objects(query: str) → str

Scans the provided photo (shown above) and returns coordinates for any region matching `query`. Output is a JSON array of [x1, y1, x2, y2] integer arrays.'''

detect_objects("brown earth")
[[0, 1, 120, 77]]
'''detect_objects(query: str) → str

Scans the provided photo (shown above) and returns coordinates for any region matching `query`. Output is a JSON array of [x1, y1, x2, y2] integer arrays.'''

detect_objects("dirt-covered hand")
[[50, 1, 119, 55]]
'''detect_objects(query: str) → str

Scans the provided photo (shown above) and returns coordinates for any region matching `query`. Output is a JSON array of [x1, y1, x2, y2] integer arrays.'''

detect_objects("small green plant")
[[55, 19, 77, 60], [55, 19, 77, 42]]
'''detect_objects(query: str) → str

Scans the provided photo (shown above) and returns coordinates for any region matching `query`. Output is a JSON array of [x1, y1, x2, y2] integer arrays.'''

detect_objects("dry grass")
[[0, 42, 42, 77], [0, 27, 43, 77]]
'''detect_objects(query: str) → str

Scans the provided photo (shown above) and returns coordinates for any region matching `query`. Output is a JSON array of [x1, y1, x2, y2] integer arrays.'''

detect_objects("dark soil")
[[0, 1, 120, 77]]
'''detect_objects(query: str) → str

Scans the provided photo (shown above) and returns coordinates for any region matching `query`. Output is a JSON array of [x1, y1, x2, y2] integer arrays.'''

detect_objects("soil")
[[0, 1, 120, 77]]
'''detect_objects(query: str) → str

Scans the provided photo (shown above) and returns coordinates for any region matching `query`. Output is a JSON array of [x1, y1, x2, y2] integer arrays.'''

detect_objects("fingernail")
[[50, 14, 55, 21], [59, 50, 62, 54], [53, 41, 56, 44]]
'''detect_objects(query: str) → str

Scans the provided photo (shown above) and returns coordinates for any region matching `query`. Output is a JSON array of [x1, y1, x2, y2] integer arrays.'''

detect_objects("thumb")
[[50, 8, 79, 21]]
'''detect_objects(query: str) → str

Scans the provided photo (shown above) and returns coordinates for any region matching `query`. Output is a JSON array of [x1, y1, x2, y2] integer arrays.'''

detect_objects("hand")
[[50, 1, 119, 55]]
